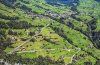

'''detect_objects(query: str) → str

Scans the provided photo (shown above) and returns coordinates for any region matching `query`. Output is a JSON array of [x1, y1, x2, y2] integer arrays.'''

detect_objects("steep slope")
[[0, 0, 100, 65]]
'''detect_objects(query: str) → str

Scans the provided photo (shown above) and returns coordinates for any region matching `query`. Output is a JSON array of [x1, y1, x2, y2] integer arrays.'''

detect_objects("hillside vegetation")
[[0, 0, 100, 65]]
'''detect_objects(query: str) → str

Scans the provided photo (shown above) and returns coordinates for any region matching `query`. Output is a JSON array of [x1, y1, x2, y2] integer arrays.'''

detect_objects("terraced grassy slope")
[[0, 0, 100, 65]]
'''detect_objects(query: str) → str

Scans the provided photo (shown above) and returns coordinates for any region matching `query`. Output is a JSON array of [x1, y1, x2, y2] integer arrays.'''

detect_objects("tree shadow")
[[45, 0, 79, 6], [45, 0, 72, 6]]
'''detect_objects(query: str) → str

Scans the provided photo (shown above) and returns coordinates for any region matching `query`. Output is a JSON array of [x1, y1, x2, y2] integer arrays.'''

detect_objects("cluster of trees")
[[44, 38, 57, 45], [0, 37, 12, 50], [86, 17, 100, 49], [1, 51, 99, 65], [0, 13, 19, 20], [52, 27, 67, 39], [8, 29, 18, 36], [66, 22, 74, 29], [0, 30, 13, 50], [0, 0, 16, 8], [7, 21, 32, 29], [51, 26, 74, 45], [0, 21, 9, 29], [91, 31, 100, 49], [89, 18, 97, 30], [2, 54, 65, 65], [0, 30, 6, 37], [20, 5, 32, 12], [0, 21, 33, 29], [20, 0, 30, 4]]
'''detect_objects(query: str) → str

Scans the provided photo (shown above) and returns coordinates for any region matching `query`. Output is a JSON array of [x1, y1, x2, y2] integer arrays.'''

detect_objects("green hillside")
[[0, 0, 100, 65]]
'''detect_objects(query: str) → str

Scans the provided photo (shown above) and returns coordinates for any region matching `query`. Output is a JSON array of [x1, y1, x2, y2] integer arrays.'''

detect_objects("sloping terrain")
[[0, 0, 100, 65]]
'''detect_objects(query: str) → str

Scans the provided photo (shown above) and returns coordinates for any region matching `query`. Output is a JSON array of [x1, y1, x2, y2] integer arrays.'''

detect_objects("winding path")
[[17, 48, 74, 53], [8, 22, 53, 54], [8, 20, 81, 64], [17, 48, 81, 64], [69, 48, 81, 64]]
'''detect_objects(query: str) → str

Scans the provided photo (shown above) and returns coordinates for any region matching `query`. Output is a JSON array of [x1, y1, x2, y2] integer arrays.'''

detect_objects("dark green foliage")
[[0, 21, 9, 28], [3, 54, 65, 65], [7, 21, 32, 29], [0, 14, 19, 20]]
